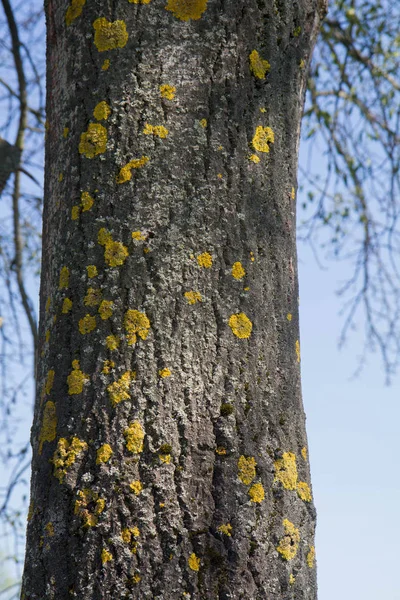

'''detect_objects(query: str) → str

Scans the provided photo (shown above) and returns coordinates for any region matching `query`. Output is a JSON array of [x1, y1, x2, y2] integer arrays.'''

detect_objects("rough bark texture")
[[22, 1, 325, 598]]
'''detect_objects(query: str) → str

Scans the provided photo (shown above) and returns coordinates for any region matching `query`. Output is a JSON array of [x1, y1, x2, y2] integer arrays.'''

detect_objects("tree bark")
[[22, 0, 324, 598]]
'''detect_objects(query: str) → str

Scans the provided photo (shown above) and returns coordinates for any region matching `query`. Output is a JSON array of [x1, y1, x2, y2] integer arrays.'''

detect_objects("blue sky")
[[299, 239, 400, 600]]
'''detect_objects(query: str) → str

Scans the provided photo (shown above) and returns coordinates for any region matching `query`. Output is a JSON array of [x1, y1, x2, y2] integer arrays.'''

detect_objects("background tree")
[[300, 0, 400, 379], [0, 0, 44, 585], [21, 0, 324, 597]]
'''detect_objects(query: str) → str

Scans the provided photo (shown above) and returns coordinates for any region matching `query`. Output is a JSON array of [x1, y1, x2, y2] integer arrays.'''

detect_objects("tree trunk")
[[22, 1, 324, 598]]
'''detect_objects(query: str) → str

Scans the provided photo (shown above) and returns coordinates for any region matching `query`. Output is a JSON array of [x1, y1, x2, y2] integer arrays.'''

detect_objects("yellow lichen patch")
[[132, 574, 141, 583], [45, 370, 55, 395], [63, 127, 69, 138], [106, 335, 120, 350], [249, 482, 265, 503], [250, 251, 255, 262], [188, 552, 201, 571], [67, 360, 89, 394], [102, 360, 115, 374], [45, 329, 50, 344], [116, 156, 149, 183], [287, 313, 292, 321], [79, 314, 97, 334], [274, 452, 298, 490], [107, 371, 132, 406], [159, 367, 171, 378], [217, 523, 232, 536], [93, 17, 128, 52], [296, 340, 300, 362], [159, 443, 172, 457], [131, 541, 139, 554], [65, 0, 86, 26], [27, 501, 34, 522], [252, 126, 275, 153], [101, 59, 110, 70], [143, 123, 169, 138], [307, 546, 315, 568], [238, 455, 257, 485], [58, 173, 64, 182], [98, 300, 113, 320], [71, 206, 80, 220], [59, 266, 70, 289], [160, 84, 176, 100], [276, 519, 300, 561], [184, 291, 202, 305], [121, 527, 140, 556], [81, 191, 94, 212], [98, 228, 112, 246], [79, 123, 107, 158], [121, 526, 140, 547], [301, 446, 307, 461], [124, 421, 144, 453], [215, 447, 227, 455], [228, 312, 253, 339], [87, 265, 98, 278], [39, 401, 57, 454], [249, 154, 260, 163], [124, 309, 150, 345], [74, 489, 105, 527], [52, 437, 88, 482], [159, 453, 171, 463], [130, 480, 143, 495], [232, 261, 245, 280], [166, 0, 208, 21], [97, 228, 129, 267], [121, 527, 140, 552], [297, 481, 312, 502], [197, 252, 212, 268], [45, 297, 51, 312], [96, 443, 113, 464], [249, 49, 270, 79], [132, 230, 147, 241], [291, 187, 296, 200], [199, 118, 207, 128], [62, 297, 73, 314], [101, 548, 112, 564], [93, 101, 111, 121], [84, 287, 102, 307], [289, 574, 295, 585], [104, 240, 129, 267], [45, 522, 54, 537], [244, 286, 250, 292]]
